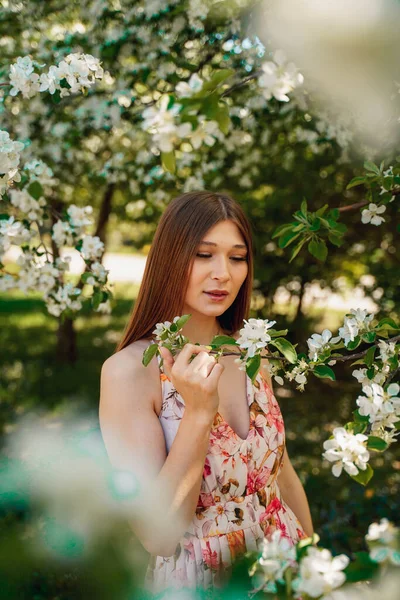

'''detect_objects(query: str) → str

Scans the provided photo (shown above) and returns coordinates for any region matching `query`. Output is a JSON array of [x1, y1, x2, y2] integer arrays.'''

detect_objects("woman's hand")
[[158, 343, 224, 420]]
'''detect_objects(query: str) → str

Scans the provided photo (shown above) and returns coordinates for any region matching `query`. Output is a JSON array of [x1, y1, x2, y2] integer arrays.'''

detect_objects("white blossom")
[[10, 53, 103, 99], [365, 519, 400, 566], [292, 546, 349, 599], [255, 530, 296, 592], [361, 203, 386, 226], [152, 316, 181, 341], [45, 283, 82, 317], [236, 318, 276, 359], [52, 220, 74, 248], [352, 367, 388, 386], [356, 383, 400, 427], [377, 340, 397, 363], [189, 118, 221, 150], [0, 130, 25, 194], [323, 427, 370, 477], [91, 262, 108, 284], [338, 317, 359, 346], [94, 299, 112, 314], [141, 95, 192, 152], [258, 50, 304, 103], [307, 328, 341, 361], [175, 73, 203, 97], [67, 204, 93, 228], [9, 188, 47, 222], [0, 216, 32, 255], [9, 56, 41, 98], [80, 235, 104, 260]]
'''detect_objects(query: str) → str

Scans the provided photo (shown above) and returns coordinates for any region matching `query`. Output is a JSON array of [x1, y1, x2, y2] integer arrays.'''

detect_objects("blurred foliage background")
[[1, 0, 400, 598]]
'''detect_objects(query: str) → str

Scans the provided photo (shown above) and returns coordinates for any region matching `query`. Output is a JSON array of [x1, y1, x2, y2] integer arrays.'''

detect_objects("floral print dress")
[[143, 352, 306, 596]]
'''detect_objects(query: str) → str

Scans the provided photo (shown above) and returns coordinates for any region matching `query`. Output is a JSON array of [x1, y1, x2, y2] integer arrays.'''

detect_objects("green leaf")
[[246, 354, 261, 384], [351, 464, 373, 486], [362, 331, 376, 343], [313, 364, 336, 381], [142, 342, 159, 367], [213, 103, 231, 135], [346, 176, 366, 189], [364, 160, 380, 175], [174, 314, 191, 331], [92, 291, 103, 310], [278, 230, 302, 249], [81, 272, 93, 283], [269, 338, 297, 364], [289, 236, 308, 263], [346, 336, 361, 350], [308, 238, 328, 262], [364, 345, 376, 368], [328, 233, 343, 247], [211, 335, 238, 347], [268, 329, 289, 337], [300, 198, 308, 215], [344, 551, 379, 582], [315, 204, 329, 217], [352, 421, 368, 435], [27, 180, 44, 200], [367, 436, 389, 452], [200, 69, 235, 93], [161, 151, 176, 174], [309, 218, 321, 232], [271, 223, 296, 239], [376, 317, 399, 330]]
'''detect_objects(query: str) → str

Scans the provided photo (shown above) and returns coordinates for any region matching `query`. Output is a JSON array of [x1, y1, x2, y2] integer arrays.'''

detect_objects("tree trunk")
[[95, 182, 115, 244], [56, 317, 77, 363]]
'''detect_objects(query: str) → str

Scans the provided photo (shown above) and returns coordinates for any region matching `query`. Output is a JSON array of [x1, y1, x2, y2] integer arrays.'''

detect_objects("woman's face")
[[183, 220, 249, 318]]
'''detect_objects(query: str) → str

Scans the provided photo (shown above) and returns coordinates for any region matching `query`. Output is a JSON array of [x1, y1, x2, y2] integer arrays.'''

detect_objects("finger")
[[174, 343, 211, 368], [204, 361, 225, 386], [191, 352, 217, 375], [158, 346, 174, 379]]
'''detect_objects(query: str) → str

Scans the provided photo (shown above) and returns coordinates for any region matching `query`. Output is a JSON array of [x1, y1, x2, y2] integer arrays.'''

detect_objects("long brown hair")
[[116, 190, 254, 352]]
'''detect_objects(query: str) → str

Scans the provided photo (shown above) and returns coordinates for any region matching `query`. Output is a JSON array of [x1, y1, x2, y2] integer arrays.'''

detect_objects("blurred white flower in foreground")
[[292, 546, 349, 599]]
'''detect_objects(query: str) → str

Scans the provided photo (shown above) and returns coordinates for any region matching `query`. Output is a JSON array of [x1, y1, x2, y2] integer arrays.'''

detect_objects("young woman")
[[99, 190, 313, 595]]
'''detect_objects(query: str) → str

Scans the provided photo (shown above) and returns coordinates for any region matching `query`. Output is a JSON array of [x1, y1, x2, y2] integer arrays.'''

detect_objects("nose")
[[211, 256, 230, 280]]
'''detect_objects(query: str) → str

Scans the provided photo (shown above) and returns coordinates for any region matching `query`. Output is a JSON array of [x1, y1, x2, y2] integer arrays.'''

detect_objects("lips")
[[205, 290, 228, 295]]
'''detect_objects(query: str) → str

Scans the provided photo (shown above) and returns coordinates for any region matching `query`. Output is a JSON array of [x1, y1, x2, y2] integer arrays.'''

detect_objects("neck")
[[180, 316, 224, 346]]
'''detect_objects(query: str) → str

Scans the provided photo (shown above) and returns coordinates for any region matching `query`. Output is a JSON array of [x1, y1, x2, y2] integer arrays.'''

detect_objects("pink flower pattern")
[[144, 357, 306, 595]]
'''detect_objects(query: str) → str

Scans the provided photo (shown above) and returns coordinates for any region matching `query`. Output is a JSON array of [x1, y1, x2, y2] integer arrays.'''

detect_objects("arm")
[[260, 357, 314, 537], [99, 347, 215, 557], [278, 447, 314, 537]]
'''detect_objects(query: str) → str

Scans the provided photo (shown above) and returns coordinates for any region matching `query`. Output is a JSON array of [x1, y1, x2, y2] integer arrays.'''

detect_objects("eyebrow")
[[200, 241, 247, 250]]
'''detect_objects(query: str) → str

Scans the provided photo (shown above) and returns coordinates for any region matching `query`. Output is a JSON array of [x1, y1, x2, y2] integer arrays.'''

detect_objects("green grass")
[[0, 291, 399, 561]]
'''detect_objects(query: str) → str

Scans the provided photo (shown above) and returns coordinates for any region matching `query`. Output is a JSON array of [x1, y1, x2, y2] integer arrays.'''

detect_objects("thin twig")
[[207, 332, 400, 364], [386, 365, 400, 386]]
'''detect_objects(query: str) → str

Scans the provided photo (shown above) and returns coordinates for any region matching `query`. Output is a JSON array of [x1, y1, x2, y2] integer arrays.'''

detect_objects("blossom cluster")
[[322, 427, 370, 477], [356, 382, 400, 440], [250, 529, 349, 598], [258, 49, 304, 103], [249, 521, 399, 598], [0, 130, 25, 195], [141, 94, 222, 154], [9, 54, 104, 100]]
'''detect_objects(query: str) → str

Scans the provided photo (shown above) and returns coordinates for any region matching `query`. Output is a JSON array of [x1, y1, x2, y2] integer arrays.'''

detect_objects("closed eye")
[[196, 253, 247, 261]]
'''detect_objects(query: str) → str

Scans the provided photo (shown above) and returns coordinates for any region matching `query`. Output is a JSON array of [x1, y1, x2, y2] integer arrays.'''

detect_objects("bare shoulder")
[[100, 338, 160, 411]]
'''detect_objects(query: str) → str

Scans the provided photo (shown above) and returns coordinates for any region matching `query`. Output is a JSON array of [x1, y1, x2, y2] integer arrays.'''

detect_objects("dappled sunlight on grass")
[[1, 291, 399, 561]]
